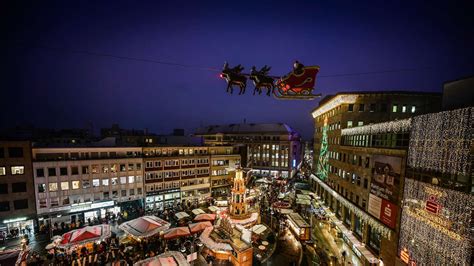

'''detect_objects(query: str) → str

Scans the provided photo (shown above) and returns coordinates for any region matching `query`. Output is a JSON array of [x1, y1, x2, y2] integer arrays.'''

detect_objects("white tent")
[[208, 206, 219, 213], [192, 208, 206, 215], [175, 212, 190, 220], [251, 224, 268, 235]]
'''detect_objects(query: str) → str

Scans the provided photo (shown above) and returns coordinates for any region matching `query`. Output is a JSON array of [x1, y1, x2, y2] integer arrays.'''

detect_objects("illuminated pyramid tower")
[[229, 167, 249, 219]]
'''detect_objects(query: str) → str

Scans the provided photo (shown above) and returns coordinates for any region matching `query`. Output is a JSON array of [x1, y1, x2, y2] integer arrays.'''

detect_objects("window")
[[91, 165, 99, 174], [13, 199, 28, 209], [102, 165, 109, 173], [83, 180, 90, 189], [136, 163, 142, 170], [102, 179, 109, 186], [137, 187, 142, 195], [380, 103, 387, 112], [60, 167, 68, 176], [402, 105, 407, 113], [369, 103, 376, 112], [11, 166, 24, 175], [92, 179, 100, 187], [392, 104, 398, 112], [120, 176, 127, 184], [411, 105, 416, 113], [129, 189, 135, 196], [363, 178, 368, 189], [82, 166, 89, 174], [72, 181, 80, 190], [48, 168, 56, 176], [359, 104, 365, 112], [111, 177, 118, 185], [121, 190, 127, 196], [0, 167, 5, 176], [112, 190, 118, 198], [62, 197, 70, 205], [61, 182, 69, 190], [0, 201, 10, 211], [0, 148, 3, 158], [8, 147, 23, 158], [35, 168, 44, 177], [49, 183, 58, 192], [357, 121, 364, 126], [120, 164, 126, 171], [348, 104, 354, 112], [347, 121, 353, 128], [103, 192, 110, 199], [128, 176, 135, 184], [128, 164, 134, 171], [0, 184, 7, 194], [12, 182, 27, 193], [37, 183, 46, 193], [39, 199, 47, 208], [71, 167, 78, 175]]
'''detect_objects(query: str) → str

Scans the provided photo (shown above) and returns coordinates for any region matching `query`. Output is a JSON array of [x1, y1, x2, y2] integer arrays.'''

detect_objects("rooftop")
[[195, 123, 297, 135]]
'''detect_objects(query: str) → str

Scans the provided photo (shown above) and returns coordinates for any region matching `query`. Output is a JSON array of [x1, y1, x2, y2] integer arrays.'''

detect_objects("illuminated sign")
[[3, 217, 27, 224], [91, 200, 114, 209]]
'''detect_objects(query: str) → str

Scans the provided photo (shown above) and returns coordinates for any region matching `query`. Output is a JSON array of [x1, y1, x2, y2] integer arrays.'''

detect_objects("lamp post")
[[180, 237, 203, 266]]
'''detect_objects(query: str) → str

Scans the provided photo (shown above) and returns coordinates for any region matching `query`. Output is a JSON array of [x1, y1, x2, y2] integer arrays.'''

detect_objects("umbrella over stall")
[[193, 213, 216, 222], [188, 221, 213, 234], [163, 227, 191, 240]]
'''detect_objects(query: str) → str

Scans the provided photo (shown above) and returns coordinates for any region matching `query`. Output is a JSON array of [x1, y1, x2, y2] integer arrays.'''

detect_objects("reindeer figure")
[[221, 62, 247, 95], [249, 65, 275, 96]]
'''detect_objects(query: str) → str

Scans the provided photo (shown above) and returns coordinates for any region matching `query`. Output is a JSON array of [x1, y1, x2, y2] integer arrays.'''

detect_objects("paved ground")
[[265, 228, 302, 266]]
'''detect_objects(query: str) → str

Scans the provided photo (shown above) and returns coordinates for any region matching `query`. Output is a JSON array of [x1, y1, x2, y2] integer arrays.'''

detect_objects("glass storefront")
[[1, 218, 35, 237], [368, 225, 381, 255], [146, 190, 180, 211]]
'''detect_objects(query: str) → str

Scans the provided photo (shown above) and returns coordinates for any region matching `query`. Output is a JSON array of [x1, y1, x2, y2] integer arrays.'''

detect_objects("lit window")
[[49, 183, 58, 192], [411, 106, 416, 113], [392, 104, 398, 112], [111, 177, 118, 185], [402, 105, 407, 113], [102, 179, 109, 186], [11, 166, 24, 175], [358, 121, 364, 126], [38, 184, 46, 193], [128, 176, 135, 184], [0, 167, 5, 176], [92, 179, 100, 187], [61, 182, 69, 190], [120, 176, 127, 184], [347, 121, 353, 128], [72, 181, 80, 190]]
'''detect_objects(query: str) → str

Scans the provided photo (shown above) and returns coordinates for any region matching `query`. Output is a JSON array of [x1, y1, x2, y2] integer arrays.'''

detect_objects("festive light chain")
[[398, 178, 473, 265], [312, 94, 358, 118], [311, 174, 392, 239], [341, 118, 412, 136], [407, 107, 473, 175]]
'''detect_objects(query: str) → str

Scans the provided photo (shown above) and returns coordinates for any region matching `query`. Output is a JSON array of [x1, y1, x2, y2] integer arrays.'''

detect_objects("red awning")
[[193, 213, 216, 222], [163, 227, 191, 240], [188, 221, 213, 234]]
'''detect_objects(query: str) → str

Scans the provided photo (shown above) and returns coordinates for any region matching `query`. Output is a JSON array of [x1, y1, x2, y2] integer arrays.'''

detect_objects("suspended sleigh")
[[274, 66, 321, 100]]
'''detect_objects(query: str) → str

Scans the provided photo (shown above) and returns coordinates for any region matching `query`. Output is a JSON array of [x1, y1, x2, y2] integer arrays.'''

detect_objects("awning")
[[175, 212, 190, 220], [188, 221, 213, 234], [191, 209, 206, 215], [119, 216, 170, 238], [199, 226, 232, 251], [296, 194, 311, 200], [133, 251, 189, 266], [163, 227, 191, 240], [193, 213, 216, 222], [58, 225, 111, 248]]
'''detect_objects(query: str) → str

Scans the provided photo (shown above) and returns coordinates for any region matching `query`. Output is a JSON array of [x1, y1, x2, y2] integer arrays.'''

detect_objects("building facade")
[[310, 91, 442, 265], [195, 123, 301, 179], [32, 147, 144, 226], [0, 141, 36, 236], [143, 146, 240, 210]]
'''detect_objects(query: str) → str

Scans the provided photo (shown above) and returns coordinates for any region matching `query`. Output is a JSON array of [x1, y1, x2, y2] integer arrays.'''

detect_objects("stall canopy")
[[296, 194, 311, 200], [133, 251, 190, 266], [251, 224, 268, 235], [296, 198, 311, 205], [199, 226, 232, 251], [191, 209, 206, 216], [208, 206, 219, 213], [163, 227, 191, 240], [58, 225, 111, 248], [119, 216, 170, 238], [175, 212, 190, 220], [188, 221, 213, 234], [193, 213, 216, 222], [255, 178, 272, 184]]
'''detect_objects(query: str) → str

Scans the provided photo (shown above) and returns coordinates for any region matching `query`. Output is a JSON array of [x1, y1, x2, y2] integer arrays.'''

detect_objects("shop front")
[[1, 216, 36, 237], [145, 188, 180, 211]]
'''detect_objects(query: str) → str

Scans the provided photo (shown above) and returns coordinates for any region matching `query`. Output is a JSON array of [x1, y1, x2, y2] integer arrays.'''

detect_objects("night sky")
[[2, 0, 473, 139]]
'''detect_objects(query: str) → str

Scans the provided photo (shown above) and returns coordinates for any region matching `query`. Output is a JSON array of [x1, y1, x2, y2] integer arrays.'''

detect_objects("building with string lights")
[[309, 91, 442, 265]]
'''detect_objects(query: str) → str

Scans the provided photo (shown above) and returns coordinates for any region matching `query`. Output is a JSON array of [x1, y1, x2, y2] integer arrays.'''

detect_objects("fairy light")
[[407, 107, 473, 175], [398, 178, 473, 265], [341, 118, 411, 136], [311, 94, 358, 118]]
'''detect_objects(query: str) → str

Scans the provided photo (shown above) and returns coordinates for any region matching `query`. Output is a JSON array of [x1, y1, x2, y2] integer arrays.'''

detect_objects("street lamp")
[[180, 238, 203, 266]]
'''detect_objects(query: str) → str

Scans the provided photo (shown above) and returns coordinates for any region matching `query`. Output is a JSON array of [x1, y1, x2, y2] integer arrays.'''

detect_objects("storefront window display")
[[368, 225, 381, 255]]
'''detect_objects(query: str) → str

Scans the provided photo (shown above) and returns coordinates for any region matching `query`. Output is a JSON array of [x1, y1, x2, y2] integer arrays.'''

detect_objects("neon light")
[[3, 217, 27, 223]]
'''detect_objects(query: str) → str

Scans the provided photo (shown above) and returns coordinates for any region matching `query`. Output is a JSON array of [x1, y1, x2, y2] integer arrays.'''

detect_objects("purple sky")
[[2, 0, 473, 139]]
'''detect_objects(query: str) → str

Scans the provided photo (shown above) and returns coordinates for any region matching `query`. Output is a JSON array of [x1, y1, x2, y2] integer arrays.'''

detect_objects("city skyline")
[[3, 1, 473, 139]]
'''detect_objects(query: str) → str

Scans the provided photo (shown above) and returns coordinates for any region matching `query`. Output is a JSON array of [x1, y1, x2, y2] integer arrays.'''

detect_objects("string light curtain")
[[341, 118, 411, 136], [407, 107, 473, 175], [398, 178, 473, 265]]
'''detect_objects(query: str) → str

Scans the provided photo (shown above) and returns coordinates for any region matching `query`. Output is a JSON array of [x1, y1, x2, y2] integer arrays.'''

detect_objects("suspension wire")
[[7, 42, 467, 78]]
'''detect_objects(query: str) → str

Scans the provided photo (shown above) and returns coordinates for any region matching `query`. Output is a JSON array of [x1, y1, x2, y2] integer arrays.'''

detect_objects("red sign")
[[400, 248, 410, 264], [380, 199, 397, 229], [425, 196, 441, 214]]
